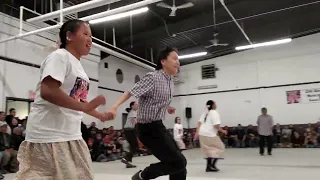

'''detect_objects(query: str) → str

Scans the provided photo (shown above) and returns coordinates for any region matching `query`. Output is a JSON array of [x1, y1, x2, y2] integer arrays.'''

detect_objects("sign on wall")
[[286, 88, 320, 104]]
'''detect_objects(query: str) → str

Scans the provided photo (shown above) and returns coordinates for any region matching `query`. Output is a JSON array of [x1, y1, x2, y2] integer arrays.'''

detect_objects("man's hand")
[[96, 112, 114, 122], [104, 106, 118, 120], [167, 106, 176, 114]]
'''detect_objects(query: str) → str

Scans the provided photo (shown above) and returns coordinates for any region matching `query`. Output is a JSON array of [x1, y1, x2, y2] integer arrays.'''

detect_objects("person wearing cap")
[[0, 112, 11, 135], [0, 122, 18, 173]]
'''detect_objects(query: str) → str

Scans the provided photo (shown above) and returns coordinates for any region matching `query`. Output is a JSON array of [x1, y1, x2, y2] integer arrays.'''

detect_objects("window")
[[116, 69, 123, 83]]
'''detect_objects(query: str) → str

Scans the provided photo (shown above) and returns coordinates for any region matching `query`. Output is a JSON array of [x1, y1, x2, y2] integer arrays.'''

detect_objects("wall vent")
[[201, 64, 218, 79]]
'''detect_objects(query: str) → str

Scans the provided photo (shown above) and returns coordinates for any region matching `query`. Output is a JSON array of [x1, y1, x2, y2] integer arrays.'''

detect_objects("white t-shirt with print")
[[25, 49, 90, 143], [174, 123, 183, 139], [198, 110, 221, 137]]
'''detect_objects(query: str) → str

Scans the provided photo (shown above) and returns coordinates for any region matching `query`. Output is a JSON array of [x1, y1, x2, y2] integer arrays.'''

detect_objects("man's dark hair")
[[9, 108, 15, 112], [261, 107, 267, 111], [155, 46, 178, 70]]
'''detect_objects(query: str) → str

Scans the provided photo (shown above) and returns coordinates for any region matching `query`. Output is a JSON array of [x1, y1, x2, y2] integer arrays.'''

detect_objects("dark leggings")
[[124, 128, 138, 162]]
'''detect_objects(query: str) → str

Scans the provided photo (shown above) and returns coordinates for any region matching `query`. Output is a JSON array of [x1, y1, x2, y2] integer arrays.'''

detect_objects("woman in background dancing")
[[121, 101, 139, 168], [195, 100, 227, 172], [173, 117, 186, 150]]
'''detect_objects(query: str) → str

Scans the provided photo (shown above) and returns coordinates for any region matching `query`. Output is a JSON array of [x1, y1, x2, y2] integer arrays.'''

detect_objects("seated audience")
[[281, 126, 292, 147], [0, 122, 18, 173], [246, 125, 258, 147], [291, 129, 302, 148], [273, 123, 282, 147], [0, 112, 11, 135], [9, 118, 19, 130], [11, 127, 24, 151], [220, 126, 229, 147], [102, 128, 108, 137], [304, 126, 317, 148], [227, 127, 238, 147], [316, 121, 320, 146], [236, 124, 246, 148], [91, 134, 108, 162]]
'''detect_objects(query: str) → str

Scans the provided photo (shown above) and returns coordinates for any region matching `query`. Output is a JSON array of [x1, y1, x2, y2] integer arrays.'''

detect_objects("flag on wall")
[[286, 88, 320, 104]]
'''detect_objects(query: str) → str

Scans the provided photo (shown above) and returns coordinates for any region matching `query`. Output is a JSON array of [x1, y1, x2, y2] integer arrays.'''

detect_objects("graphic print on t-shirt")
[[69, 77, 89, 102]]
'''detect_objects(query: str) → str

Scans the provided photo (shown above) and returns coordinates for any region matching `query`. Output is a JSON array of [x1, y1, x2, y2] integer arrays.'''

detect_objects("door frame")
[[122, 113, 128, 129], [5, 97, 34, 116]]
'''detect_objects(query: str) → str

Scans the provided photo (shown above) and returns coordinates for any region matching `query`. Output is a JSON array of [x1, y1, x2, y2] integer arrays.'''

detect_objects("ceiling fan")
[[205, 34, 229, 48], [205, 0, 229, 48], [156, 0, 194, 17]]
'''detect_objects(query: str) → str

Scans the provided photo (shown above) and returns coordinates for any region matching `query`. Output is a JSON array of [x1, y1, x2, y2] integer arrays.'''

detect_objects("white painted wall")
[[0, 13, 100, 126], [176, 33, 320, 127], [98, 56, 146, 129]]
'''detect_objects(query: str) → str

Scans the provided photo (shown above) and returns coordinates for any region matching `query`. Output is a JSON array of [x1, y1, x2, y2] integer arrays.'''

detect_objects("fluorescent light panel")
[[235, 38, 292, 50], [89, 7, 149, 24], [179, 52, 208, 59]]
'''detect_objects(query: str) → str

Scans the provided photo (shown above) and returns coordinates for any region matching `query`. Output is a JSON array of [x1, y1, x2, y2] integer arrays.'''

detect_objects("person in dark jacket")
[[11, 127, 24, 151], [0, 122, 18, 173]]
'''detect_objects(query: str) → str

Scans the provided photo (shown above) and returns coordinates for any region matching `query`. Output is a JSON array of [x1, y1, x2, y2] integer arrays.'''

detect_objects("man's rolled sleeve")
[[128, 73, 154, 99]]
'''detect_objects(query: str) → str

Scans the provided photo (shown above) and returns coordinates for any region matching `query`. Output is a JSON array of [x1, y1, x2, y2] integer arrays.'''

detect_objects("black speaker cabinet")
[[185, 107, 192, 118]]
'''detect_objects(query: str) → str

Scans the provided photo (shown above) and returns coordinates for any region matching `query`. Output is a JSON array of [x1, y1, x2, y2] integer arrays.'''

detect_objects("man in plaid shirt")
[[105, 47, 186, 180]]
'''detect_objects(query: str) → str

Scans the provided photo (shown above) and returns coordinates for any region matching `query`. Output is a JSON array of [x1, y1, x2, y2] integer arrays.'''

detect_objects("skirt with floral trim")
[[15, 139, 93, 180]]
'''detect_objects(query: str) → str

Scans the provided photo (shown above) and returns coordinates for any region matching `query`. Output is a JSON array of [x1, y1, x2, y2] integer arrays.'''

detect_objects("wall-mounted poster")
[[286, 90, 301, 104], [286, 88, 320, 104]]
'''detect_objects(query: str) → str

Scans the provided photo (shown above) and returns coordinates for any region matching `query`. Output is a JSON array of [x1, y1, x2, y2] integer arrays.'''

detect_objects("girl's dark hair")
[[204, 100, 215, 122], [206, 100, 215, 110], [155, 46, 178, 70], [174, 117, 180, 123], [59, 19, 87, 49], [125, 101, 136, 113]]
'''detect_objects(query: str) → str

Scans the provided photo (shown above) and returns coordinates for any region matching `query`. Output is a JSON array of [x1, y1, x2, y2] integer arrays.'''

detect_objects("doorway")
[[122, 113, 128, 129], [5, 97, 34, 119]]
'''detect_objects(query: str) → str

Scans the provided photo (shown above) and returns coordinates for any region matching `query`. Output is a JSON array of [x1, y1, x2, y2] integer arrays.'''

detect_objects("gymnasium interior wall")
[[0, 12, 180, 130], [97, 56, 149, 129], [174, 32, 320, 128]]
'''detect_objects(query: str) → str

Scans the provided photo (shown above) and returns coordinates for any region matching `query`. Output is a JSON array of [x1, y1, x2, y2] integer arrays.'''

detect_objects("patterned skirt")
[[15, 139, 93, 180], [199, 135, 225, 158], [174, 138, 186, 150]]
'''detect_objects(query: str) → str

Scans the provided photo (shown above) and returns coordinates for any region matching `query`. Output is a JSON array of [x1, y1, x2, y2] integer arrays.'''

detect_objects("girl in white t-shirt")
[[173, 117, 186, 150], [195, 100, 227, 172], [16, 19, 109, 180], [121, 101, 139, 168]]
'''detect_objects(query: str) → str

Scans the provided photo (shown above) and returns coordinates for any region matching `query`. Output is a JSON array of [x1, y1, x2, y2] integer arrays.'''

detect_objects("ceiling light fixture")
[[89, 7, 149, 24], [235, 38, 292, 51], [179, 52, 208, 59]]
